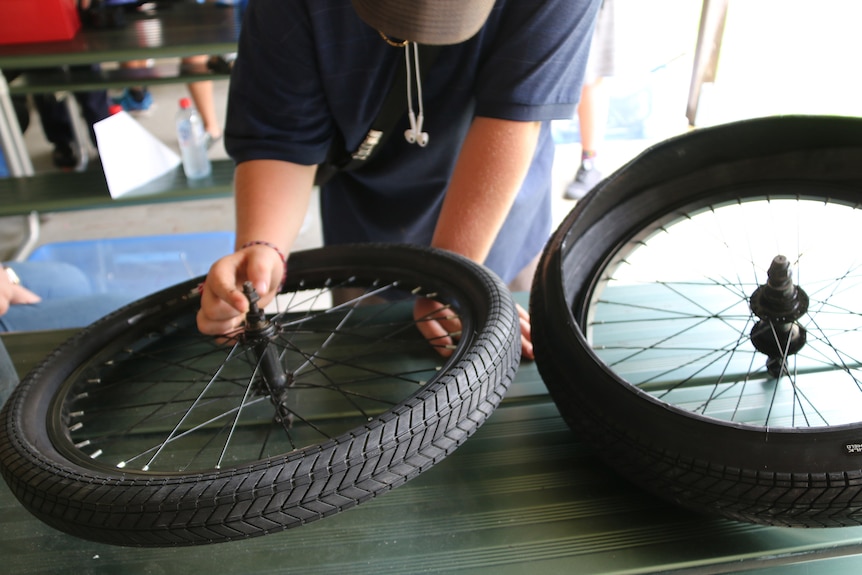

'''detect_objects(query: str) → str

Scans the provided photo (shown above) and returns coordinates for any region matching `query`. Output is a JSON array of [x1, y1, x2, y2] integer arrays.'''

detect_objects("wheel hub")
[[749, 255, 809, 376], [242, 282, 292, 407]]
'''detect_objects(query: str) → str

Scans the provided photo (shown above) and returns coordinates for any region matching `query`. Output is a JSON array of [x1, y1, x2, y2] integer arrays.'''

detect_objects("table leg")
[[0, 68, 34, 177], [687, 0, 729, 126], [9, 211, 40, 262]]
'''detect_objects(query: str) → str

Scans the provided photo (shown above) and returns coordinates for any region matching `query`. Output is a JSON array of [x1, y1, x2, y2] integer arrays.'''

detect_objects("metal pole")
[[0, 68, 34, 177]]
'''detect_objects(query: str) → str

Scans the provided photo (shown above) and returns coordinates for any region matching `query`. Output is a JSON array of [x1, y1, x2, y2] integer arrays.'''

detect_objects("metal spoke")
[[588, 198, 862, 429]]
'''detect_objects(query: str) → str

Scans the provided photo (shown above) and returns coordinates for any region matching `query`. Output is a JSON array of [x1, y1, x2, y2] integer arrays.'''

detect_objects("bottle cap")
[[179, 97, 192, 109]]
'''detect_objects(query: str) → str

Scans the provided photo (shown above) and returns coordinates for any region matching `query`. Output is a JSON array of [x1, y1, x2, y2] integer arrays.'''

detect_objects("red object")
[[0, 0, 81, 45]]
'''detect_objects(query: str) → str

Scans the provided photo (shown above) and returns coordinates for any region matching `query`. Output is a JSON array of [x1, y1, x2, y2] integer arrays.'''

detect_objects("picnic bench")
[[0, 158, 235, 260], [0, 1, 241, 177], [0, 2, 240, 259]]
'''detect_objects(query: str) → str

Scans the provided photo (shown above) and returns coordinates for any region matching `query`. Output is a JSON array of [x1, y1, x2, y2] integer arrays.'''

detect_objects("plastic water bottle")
[[176, 97, 212, 179]]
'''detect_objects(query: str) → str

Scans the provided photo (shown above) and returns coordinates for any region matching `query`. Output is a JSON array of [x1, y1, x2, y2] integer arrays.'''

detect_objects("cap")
[[351, 0, 496, 45]]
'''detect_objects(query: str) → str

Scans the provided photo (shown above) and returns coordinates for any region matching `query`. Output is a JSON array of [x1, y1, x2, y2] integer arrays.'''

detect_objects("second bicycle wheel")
[[0, 244, 520, 546], [531, 115, 862, 527]]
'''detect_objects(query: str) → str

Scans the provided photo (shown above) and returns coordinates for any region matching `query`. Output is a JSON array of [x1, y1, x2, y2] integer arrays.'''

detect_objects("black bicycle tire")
[[530, 115, 862, 527], [0, 244, 520, 546]]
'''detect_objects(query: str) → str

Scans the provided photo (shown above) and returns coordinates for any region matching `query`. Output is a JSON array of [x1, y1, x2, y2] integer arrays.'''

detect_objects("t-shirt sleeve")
[[224, 0, 334, 166], [474, 0, 601, 122], [225, 0, 601, 164]]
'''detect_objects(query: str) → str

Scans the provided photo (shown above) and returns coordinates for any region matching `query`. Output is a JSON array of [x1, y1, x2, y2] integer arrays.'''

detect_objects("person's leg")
[[578, 78, 607, 160], [0, 293, 133, 332], [32, 92, 75, 145], [72, 65, 111, 146], [114, 60, 154, 114], [0, 261, 133, 331], [564, 78, 609, 201], [507, 251, 541, 293], [74, 89, 110, 148], [30, 66, 107, 168], [187, 79, 221, 141], [32, 93, 76, 168], [5, 261, 94, 299], [182, 55, 222, 142], [0, 262, 137, 332], [563, 0, 616, 201], [11, 93, 30, 134]]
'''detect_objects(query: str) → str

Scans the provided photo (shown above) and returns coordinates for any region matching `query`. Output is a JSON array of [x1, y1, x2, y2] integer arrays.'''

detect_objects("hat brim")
[[352, 0, 495, 45]]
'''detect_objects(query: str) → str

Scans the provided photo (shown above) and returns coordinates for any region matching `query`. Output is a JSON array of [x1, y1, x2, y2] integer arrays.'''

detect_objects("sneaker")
[[563, 160, 603, 200], [206, 55, 235, 74], [51, 142, 77, 169], [112, 88, 153, 116]]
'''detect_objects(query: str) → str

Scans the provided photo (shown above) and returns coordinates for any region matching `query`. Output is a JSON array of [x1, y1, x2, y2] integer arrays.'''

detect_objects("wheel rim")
[[49, 271, 477, 474], [585, 189, 862, 429]]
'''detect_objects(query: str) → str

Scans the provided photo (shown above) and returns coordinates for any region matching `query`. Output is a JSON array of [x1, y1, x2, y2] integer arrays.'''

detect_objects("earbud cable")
[[404, 41, 427, 144]]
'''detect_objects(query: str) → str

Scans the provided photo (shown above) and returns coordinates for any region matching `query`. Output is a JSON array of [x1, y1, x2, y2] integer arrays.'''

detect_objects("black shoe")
[[206, 55, 235, 75], [52, 142, 77, 169], [563, 160, 602, 200]]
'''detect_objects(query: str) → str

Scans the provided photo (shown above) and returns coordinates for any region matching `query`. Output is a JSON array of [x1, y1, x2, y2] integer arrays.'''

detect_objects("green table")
[[0, 158, 236, 216], [3, 295, 862, 574], [0, 3, 240, 69], [0, 1, 241, 176]]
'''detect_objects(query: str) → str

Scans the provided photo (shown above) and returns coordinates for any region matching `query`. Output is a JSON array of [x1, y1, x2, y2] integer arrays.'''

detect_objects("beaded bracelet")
[[240, 240, 288, 290]]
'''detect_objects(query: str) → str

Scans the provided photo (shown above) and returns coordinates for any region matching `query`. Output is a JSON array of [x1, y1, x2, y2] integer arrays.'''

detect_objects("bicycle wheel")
[[0, 244, 519, 546], [531, 115, 862, 527]]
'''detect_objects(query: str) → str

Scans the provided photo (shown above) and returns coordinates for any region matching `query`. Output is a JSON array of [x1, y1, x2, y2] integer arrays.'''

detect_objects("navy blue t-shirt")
[[226, 0, 600, 282]]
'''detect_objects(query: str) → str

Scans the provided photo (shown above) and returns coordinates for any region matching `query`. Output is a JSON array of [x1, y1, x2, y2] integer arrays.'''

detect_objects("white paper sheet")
[[94, 111, 181, 198]]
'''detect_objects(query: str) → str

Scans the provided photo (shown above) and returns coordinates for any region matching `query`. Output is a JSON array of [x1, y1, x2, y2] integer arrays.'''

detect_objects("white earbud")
[[404, 111, 429, 147], [403, 42, 429, 148]]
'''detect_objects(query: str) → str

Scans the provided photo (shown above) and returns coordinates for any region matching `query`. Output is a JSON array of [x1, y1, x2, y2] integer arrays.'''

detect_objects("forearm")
[[233, 159, 317, 254], [431, 117, 541, 265], [198, 159, 316, 334]]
